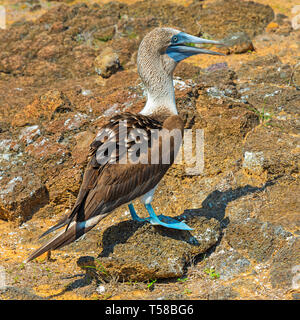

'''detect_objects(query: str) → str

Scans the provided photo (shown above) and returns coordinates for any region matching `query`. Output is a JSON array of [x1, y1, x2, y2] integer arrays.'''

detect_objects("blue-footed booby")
[[25, 27, 223, 263]]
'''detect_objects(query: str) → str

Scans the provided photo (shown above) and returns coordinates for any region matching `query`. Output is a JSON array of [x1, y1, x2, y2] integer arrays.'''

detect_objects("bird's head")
[[138, 27, 224, 79], [137, 27, 225, 115]]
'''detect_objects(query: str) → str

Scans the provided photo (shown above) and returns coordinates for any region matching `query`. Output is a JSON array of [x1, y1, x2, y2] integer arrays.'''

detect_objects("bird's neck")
[[140, 86, 177, 116], [138, 56, 178, 117]]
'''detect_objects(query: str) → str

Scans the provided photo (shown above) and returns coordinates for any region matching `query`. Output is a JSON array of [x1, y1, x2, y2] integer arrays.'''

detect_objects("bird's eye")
[[172, 36, 178, 43]]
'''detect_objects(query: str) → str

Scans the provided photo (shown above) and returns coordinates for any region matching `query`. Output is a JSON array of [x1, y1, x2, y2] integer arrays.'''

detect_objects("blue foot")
[[145, 203, 193, 231], [128, 203, 193, 231]]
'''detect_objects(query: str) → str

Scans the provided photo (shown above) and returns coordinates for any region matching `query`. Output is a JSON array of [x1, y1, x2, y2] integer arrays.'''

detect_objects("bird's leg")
[[144, 203, 193, 231], [128, 203, 144, 222], [129, 203, 193, 230]]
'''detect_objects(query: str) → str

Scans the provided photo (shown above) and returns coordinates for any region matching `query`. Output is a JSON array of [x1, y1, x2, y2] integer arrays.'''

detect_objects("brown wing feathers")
[[25, 113, 184, 262]]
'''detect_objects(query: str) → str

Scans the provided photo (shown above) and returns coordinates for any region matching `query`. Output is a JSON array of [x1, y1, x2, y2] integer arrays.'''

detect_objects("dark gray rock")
[[225, 217, 293, 262], [221, 32, 255, 54], [0, 172, 49, 223], [197, 0, 274, 38], [270, 238, 300, 290], [0, 286, 47, 300], [208, 285, 238, 300], [205, 247, 251, 280], [93, 216, 220, 281], [94, 47, 121, 79]]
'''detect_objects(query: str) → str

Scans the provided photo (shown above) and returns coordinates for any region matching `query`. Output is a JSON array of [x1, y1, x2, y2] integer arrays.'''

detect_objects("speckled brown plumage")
[[25, 112, 184, 262]]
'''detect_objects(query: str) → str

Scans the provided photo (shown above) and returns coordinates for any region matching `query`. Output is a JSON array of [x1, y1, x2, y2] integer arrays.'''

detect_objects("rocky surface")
[[0, 0, 299, 300], [88, 216, 220, 282]]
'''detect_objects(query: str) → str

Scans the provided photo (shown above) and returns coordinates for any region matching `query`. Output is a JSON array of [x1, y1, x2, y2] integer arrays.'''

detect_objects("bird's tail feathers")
[[39, 202, 84, 239], [39, 216, 70, 239], [24, 214, 106, 263]]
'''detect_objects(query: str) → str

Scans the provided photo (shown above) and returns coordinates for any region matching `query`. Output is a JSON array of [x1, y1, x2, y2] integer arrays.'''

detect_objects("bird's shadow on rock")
[[67, 179, 276, 294], [98, 180, 276, 258], [182, 181, 274, 228]]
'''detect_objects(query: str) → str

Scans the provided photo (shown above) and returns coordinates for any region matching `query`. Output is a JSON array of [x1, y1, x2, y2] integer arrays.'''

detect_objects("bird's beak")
[[167, 32, 225, 62]]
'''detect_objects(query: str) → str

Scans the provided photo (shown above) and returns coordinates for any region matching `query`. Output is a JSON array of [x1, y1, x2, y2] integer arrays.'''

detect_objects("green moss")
[[96, 35, 113, 42], [147, 278, 157, 290], [204, 267, 220, 280]]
